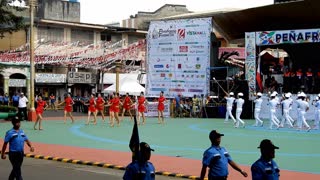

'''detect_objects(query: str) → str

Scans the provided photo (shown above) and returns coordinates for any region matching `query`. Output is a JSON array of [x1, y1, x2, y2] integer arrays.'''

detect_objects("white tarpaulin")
[[103, 77, 145, 96]]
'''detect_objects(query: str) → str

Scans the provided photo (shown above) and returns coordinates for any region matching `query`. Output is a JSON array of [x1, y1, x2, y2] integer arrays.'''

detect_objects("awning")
[[212, 0, 320, 41]]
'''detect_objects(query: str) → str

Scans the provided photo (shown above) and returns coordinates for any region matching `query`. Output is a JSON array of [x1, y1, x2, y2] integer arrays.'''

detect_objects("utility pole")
[[28, 0, 37, 121]]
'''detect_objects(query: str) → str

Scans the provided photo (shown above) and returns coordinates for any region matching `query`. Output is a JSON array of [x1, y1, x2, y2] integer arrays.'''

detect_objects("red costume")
[[89, 98, 96, 112], [96, 97, 104, 111], [64, 97, 73, 112], [158, 96, 166, 111], [109, 98, 114, 112], [113, 97, 120, 113], [138, 96, 146, 113], [36, 100, 46, 115], [123, 96, 131, 110]]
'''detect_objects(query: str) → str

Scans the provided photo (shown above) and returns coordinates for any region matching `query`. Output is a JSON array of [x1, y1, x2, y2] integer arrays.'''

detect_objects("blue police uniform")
[[123, 161, 155, 180], [202, 145, 232, 179], [251, 158, 280, 180], [4, 128, 29, 180]]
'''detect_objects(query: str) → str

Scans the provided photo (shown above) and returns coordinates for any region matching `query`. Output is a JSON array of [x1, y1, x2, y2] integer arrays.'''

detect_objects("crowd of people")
[[224, 91, 319, 131]]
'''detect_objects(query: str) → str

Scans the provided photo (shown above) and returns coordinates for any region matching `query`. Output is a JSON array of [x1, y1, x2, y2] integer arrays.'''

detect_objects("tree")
[[0, 0, 26, 35]]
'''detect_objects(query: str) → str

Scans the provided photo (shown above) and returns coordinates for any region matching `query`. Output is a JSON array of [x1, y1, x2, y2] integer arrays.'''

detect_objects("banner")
[[245, 32, 256, 100], [8, 79, 26, 87], [144, 102, 170, 117], [68, 72, 96, 84], [146, 18, 212, 98], [36, 73, 66, 83], [256, 28, 320, 46]]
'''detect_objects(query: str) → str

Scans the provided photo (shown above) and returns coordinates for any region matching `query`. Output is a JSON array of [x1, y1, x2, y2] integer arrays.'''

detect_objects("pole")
[[28, 0, 36, 121], [115, 62, 120, 94]]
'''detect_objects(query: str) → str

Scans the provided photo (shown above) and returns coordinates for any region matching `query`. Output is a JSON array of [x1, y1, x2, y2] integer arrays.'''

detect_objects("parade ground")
[[0, 111, 320, 180]]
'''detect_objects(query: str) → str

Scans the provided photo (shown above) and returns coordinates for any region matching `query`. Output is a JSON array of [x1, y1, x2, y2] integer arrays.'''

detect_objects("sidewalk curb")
[[1, 151, 205, 180]]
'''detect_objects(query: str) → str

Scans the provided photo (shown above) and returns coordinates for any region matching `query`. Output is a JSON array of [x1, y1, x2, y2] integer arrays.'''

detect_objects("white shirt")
[[298, 100, 309, 112], [315, 100, 320, 110], [225, 97, 235, 108], [281, 99, 292, 110], [268, 98, 279, 110], [296, 99, 302, 110], [18, 96, 28, 108], [254, 98, 263, 109], [235, 98, 244, 110]]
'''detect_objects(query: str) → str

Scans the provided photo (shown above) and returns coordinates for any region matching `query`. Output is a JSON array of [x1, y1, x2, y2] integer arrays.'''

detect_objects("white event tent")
[[102, 76, 145, 96]]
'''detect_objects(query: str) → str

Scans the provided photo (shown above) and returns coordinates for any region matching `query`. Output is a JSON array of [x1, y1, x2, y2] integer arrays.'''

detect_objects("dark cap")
[[209, 130, 224, 140], [11, 117, 20, 124], [140, 142, 154, 152], [258, 139, 279, 149]]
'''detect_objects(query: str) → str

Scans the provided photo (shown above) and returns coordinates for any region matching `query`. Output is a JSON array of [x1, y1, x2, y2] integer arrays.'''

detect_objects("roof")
[[211, 0, 320, 41], [137, 4, 187, 15]]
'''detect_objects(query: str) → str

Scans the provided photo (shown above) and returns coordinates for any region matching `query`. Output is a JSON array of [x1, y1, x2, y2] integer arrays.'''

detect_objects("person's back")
[[123, 160, 155, 180]]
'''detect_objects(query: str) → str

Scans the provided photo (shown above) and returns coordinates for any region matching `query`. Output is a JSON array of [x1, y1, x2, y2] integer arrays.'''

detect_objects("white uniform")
[[253, 97, 263, 126], [268, 98, 280, 129], [280, 99, 293, 128], [224, 97, 236, 123], [295, 99, 302, 127], [235, 98, 245, 128], [297, 100, 310, 131], [287, 97, 295, 124], [314, 100, 320, 130]]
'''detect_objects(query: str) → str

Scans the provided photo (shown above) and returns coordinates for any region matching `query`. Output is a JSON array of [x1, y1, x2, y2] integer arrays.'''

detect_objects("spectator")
[[200, 130, 248, 180], [18, 93, 28, 121], [3, 93, 9, 106], [251, 139, 280, 180], [175, 94, 181, 118], [123, 142, 155, 180]]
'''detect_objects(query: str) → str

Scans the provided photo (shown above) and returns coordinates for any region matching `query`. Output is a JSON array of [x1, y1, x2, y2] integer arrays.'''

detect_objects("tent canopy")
[[102, 77, 145, 96]]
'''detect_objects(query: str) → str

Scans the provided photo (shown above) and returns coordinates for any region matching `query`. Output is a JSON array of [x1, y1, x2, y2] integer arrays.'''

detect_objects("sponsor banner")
[[147, 18, 212, 98], [68, 72, 96, 84], [36, 73, 66, 83], [144, 102, 170, 117], [259, 95, 317, 121], [256, 28, 320, 46], [245, 32, 256, 100], [9, 79, 26, 87]]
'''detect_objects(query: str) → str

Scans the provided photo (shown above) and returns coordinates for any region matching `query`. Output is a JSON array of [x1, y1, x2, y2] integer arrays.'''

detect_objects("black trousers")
[[209, 176, 227, 180], [18, 107, 28, 121], [9, 151, 24, 180]]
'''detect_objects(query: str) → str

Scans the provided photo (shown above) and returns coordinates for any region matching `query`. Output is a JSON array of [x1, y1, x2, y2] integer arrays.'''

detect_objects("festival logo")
[[258, 31, 276, 45], [177, 29, 186, 40], [179, 46, 188, 52]]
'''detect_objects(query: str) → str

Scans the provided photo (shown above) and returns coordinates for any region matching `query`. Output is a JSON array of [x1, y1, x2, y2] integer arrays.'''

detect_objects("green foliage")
[[0, 105, 17, 112], [0, 0, 26, 34]]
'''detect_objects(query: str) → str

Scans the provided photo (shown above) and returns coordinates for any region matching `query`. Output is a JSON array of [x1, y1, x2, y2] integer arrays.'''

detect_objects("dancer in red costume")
[[157, 91, 166, 124], [96, 93, 106, 122], [85, 94, 97, 125], [34, 95, 48, 130], [112, 92, 121, 127], [58, 94, 75, 124], [121, 93, 133, 122], [138, 91, 147, 125]]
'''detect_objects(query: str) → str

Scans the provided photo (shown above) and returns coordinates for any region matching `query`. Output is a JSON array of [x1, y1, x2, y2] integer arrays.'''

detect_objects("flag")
[[129, 115, 140, 162], [256, 56, 263, 92]]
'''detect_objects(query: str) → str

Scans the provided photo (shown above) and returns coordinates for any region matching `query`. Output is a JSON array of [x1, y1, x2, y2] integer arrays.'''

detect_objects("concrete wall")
[[38, 0, 80, 22], [0, 30, 27, 51], [37, 26, 64, 42]]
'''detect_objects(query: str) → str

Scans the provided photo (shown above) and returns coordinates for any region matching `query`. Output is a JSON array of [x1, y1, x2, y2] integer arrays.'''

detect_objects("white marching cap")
[[229, 92, 234, 96], [318, 94, 320, 97], [271, 92, 277, 97], [287, 92, 292, 97], [285, 93, 290, 98], [300, 92, 306, 97], [272, 91, 278, 95], [238, 92, 244, 96], [257, 92, 262, 96]]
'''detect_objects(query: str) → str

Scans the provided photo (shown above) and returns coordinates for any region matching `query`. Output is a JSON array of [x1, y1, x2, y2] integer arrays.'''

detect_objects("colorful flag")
[[129, 116, 140, 162]]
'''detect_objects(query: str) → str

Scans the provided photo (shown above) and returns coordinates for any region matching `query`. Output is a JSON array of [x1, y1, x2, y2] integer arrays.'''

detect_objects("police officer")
[[123, 142, 155, 180], [200, 130, 248, 180], [1, 117, 35, 180], [251, 139, 280, 180]]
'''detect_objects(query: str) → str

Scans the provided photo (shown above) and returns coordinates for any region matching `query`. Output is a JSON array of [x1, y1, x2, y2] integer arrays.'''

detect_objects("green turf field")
[[1, 118, 319, 174]]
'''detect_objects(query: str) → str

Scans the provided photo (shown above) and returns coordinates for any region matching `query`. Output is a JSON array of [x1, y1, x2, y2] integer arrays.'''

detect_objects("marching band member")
[[279, 93, 294, 128], [224, 92, 236, 124], [235, 92, 245, 128], [268, 93, 280, 130], [297, 92, 311, 131], [313, 94, 320, 130], [253, 92, 264, 126]]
